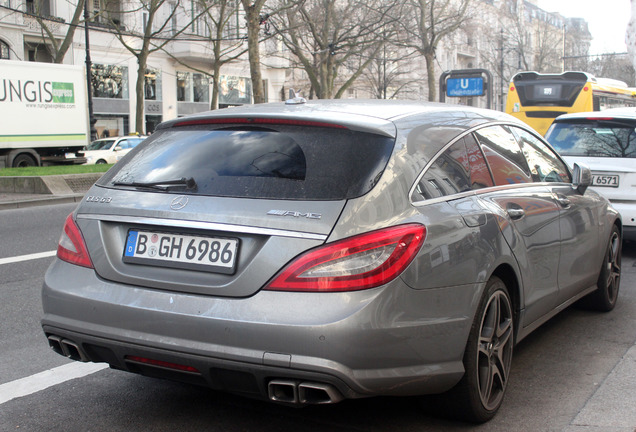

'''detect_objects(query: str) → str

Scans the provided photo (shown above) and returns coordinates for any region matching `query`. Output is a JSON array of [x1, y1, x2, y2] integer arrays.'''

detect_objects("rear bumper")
[[42, 259, 483, 402], [608, 201, 636, 240]]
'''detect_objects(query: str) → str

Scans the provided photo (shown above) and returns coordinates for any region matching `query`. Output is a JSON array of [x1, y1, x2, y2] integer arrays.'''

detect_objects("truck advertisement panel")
[[0, 60, 89, 152]]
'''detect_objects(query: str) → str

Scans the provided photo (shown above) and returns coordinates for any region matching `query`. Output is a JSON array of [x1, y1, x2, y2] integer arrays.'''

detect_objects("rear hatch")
[[545, 116, 636, 202], [76, 120, 396, 298]]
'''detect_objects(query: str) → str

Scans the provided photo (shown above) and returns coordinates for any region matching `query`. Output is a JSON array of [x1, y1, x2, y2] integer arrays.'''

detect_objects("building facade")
[[0, 0, 287, 136], [0, 0, 591, 133]]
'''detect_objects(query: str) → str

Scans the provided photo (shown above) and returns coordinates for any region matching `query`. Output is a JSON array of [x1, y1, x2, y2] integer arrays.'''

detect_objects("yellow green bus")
[[505, 71, 636, 135]]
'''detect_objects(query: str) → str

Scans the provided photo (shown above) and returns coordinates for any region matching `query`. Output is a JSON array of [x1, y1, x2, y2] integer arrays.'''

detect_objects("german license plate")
[[592, 175, 619, 187], [123, 230, 239, 274]]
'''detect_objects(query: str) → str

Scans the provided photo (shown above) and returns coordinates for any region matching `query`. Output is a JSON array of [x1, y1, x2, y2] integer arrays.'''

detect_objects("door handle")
[[507, 208, 525, 220], [556, 197, 571, 208]]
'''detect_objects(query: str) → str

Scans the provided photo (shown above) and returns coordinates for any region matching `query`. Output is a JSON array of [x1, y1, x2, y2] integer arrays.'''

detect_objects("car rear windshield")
[[98, 125, 395, 200], [546, 120, 636, 158]]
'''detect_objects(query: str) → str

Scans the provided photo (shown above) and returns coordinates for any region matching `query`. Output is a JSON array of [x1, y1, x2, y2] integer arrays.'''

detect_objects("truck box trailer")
[[0, 60, 89, 168]]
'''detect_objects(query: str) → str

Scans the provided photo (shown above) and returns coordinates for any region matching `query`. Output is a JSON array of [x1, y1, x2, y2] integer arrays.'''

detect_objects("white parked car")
[[81, 136, 146, 165], [545, 108, 636, 240]]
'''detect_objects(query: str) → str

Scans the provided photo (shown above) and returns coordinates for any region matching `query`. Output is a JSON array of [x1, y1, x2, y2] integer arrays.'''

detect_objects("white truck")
[[0, 60, 89, 168]]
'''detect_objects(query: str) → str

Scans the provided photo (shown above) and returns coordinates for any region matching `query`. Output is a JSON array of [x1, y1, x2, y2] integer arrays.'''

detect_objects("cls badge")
[[170, 195, 189, 210]]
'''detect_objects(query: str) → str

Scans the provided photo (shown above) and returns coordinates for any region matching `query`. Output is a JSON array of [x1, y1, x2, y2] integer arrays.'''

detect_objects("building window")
[[0, 40, 9, 59], [177, 71, 209, 102], [92, 64, 128, 99], [144, 67, 161, 100], [218, 75, 251, 106], [92, 0, 122, 27], [170, 2, 177, 35]]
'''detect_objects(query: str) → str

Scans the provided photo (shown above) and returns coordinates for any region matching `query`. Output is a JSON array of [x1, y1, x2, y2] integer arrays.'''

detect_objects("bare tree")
[[240, 0, 268, 103], [397, 0, 471, 101], [362, 43, 421, 99], [272, 0, 397, 99], [107, 0, 210, 133], [589, 54, 635, 85], [19, 0, 86, 63], [206, 0, 249, 109], [162, 0, 249, 109]]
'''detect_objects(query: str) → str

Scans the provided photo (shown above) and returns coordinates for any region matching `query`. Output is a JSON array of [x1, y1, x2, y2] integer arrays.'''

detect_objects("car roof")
[[555, 107, 636, 122], [158, 99, 520, 138]]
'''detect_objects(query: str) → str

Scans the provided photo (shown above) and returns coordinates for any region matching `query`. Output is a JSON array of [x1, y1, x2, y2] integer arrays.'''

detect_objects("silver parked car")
[[545, 108, 636, 241], [43, 100, 622, 423]]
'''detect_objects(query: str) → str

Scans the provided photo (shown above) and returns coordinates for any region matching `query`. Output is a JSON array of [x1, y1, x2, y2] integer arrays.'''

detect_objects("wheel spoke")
[[605, 232, 621, 302]]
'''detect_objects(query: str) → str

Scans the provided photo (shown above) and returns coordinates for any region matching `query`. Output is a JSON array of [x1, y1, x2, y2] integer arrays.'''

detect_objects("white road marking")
[[0, 250, 56, 266], [0, 362, 109, 405]]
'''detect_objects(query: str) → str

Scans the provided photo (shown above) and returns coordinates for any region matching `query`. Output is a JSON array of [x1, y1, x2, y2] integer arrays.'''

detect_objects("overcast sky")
[[535, 0, 631, 54]]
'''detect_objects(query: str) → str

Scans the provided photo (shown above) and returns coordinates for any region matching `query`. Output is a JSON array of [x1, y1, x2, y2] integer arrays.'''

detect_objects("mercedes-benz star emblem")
[[170, 195, 189, 210]]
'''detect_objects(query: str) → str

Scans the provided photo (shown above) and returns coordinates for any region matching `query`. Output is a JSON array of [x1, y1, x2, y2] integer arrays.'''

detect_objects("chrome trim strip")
[[77, 214, 328, 241]]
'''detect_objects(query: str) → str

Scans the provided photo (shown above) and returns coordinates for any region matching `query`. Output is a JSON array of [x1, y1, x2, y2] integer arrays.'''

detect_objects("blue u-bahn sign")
[[446, 77, 485, 97], [439, 69, 493, 108]]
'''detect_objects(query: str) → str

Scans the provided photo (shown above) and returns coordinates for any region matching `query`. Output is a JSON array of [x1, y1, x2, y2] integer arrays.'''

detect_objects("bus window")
[[505, 71, 636, 135]]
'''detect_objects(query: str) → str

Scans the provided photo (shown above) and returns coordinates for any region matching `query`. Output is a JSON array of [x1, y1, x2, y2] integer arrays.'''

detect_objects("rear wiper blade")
[[113, 177, 197, 191]]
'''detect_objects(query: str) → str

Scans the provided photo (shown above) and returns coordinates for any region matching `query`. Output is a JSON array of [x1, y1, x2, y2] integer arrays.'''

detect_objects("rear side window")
[[412, 139, 471, 200], [475, 126, 533, 185], [411, 136, 493, 202], [99, 126, 395, 200], [546, 121, 636, 158]]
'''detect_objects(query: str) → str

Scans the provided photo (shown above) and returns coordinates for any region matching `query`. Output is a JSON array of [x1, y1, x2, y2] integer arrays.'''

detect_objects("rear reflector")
[[265, 224, 426, 292], [125, 355, 200, 374]]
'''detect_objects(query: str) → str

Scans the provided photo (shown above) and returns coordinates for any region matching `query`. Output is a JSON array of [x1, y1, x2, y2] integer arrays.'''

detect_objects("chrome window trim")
[[410, 181, 558, 207], [77, 214, 328, 241]]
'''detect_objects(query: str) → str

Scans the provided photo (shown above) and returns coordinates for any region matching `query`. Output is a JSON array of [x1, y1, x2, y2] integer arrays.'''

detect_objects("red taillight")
[[583, 86, 589, 91], [265, 224, 426, 292], [510, 86, 515, 92], [57, 213, 93, 268]]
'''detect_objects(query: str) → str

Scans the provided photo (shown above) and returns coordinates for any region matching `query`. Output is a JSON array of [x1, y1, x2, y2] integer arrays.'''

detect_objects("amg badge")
[[267, 210, 322, 219]]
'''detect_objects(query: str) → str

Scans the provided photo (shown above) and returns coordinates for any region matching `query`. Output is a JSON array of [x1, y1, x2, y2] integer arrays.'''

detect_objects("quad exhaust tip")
[[47, 335, 89, 362], [268, 380, 343, 405]]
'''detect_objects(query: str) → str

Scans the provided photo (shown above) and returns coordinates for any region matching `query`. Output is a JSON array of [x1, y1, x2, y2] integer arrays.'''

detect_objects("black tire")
[[95, 159, 107, 165], [445, 276, 514, 423], [580, 225, 621, 312], [12, 153, 37, 168]]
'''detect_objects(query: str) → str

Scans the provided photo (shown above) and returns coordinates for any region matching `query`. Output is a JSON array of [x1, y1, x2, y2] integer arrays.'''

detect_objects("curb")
[[0, 193, 86, 210]]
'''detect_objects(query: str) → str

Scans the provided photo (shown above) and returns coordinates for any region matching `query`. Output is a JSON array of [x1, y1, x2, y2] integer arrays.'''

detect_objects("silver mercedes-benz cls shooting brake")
[[42, 100, 622, 423]]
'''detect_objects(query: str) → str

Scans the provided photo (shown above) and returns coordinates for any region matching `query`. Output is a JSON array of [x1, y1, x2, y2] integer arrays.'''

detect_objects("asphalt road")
[[1, 203, 635, 431]]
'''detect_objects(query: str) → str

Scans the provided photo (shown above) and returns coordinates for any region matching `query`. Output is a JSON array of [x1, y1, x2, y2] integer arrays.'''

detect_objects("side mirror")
[[114, 145, 123, 152], [572, 163, 592, 194]]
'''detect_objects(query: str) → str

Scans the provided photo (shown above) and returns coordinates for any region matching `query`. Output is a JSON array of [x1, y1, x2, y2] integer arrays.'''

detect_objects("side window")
[[475, 125, 533, 186], [511, 127, 571, 183], [464, 134, 494, 189], [412, 140, 472, 201]]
